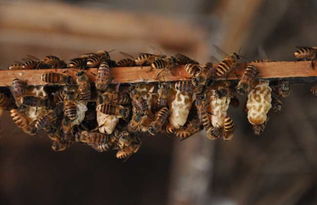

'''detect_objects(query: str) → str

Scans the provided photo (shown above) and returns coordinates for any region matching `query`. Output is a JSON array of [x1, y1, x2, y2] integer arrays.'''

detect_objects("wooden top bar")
[[0, 61, 315, 86]]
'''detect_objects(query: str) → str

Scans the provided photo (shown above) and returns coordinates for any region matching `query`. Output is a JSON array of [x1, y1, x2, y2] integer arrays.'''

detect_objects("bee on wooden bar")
[[10, 108, 37, 135], [42, 56, 67, 68], [8, 63, 25, 70], [75, 71, 91, 102], [215, 52, 240, 77], [135, 53, 165, 66], [95, 60, 112, 91], [168, 81, 194, 130], [117, 58, 136, 67], [41, 72, 74, 85], [294, 46, 317, 68], [236, 65, 259, 95], [246, 80, 272, 135], [148, 107, 170, 135], [68, 57, 87, 69], [184, 63, 201, 77]]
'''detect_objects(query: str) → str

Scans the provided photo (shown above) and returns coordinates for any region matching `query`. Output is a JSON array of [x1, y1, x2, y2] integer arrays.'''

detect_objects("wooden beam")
[[0, 61, 314, 87]]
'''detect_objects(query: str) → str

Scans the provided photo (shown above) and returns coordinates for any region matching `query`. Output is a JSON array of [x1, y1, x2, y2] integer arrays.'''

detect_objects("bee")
[[173, 53, 199, 64], [10, 79, 27, 106], [246, 80, 272, 135], [8, 63, 25, 70], [10, 108, 37, 135], [207, 82, 232, 139], [271, 94, 283, 112], [22, 96, 47, 107], [294, 46, 317, 68], [135, 53, 165, 66], [41, 72, 74, 85], [175, 119, 201, 140], [236, 65, 259, 95], [95, 60, 112, 91], [98, 87, 130, 105], [42, 56, 67, 68], [117, 58, 136, 67], [68, 57, 87, 69], [34, 110, 58, 133], [223, 116, 234, 140], [148, 107, 170, 135], [78, 131, 109, 144], [75, 71, 91, 102], [195, 94, 212, 133], [116, 131, 142, 159], [97, 103, 130, 119], [184, 63, 201, 77], [157, 83, 172, 108], [191, 65, 213, 93], [215, 52, 240, 77], [273, 80, 290, 98], [64, 100, 77, 121], [0, 92, 12, 110], [168, 81, 194, 130], [51, 139, 72, 152]]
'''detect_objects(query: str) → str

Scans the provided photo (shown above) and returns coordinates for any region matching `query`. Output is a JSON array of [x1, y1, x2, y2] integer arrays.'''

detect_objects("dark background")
[[0, 0, 317, 204]]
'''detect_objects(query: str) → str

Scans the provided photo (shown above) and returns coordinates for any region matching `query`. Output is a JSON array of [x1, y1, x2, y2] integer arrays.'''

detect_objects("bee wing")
[[212, 44, 229, 58], [209, 55, 220, 64], [120, 51, 134, 59], [25, 55, 40, 61], [257, 46, 269, 60]]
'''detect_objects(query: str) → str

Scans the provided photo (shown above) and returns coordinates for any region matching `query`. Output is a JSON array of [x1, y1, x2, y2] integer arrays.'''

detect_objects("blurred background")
[[1, 0, 317, 204]]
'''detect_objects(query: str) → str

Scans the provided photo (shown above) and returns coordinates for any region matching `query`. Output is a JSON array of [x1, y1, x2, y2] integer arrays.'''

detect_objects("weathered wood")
[[0, 61, 314, 86]]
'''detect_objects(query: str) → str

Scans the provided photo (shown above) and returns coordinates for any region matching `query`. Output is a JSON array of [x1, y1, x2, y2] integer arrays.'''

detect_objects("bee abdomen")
[[117, 58, 136, 67], [68, 58, 87, 69], [184, 63, 201, 77], [41, 72, 73, 84], [64, 101, 77, 120], [294, 47, 317, 59], [42, 56, 66, 68], [35, 111, 57, 132], [151, 59, 168, 69], [8, 63, 25, 70], [216, 61, 232, 77], [237, 65, 259, 95], [10, 109, 28, 129], [90, 143, 112, 152], [155, 107, 169, 124], [87, 55, 103, 68], [117, 93, 130, 105], [96, 61, 112, 91], [224, 116, 234, 133], [175, 81, 192, 93], [22, 60, 41, 70], [0, 93, 10, 108]]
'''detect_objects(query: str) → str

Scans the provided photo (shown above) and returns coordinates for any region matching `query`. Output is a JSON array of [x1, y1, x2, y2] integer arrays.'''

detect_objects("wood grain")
[[0, 61, 314, 87]]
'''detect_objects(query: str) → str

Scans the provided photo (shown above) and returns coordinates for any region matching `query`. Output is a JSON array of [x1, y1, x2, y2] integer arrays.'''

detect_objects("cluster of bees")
[[0, 46, 316, 159]]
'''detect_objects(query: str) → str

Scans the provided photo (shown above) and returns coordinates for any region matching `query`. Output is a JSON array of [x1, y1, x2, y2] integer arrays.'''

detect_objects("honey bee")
[[51, 139, 72, 152], [236, 65, 259, 95], [0, 92, 13, 110], [41, 72, 74, 85], [135, 53, 165, 66], [207, 82, 232, 139], [294, 46, 317, 68], [10, 79, 27, 106], [8, 56, 43, 70], [195, 94, 212, 132], [272, 80, 290, 98], [191, 65, 213, 93], [97, 103, 130, 119], [175, 119, 201, 140], [78, 130, 109, 144], [42, 56, 67, 68], [215, 52, 240, 77], [156, 83, 172, 108], [34, 110, 58, 133], [21, 94, 47, 107], [271, 94, 283, 112], [68, 57, 87, 69], [184, 63, 201, 77], [10, 108, 37, 135], [148, 107, 170, 135], [115, 131, 142, 159], [117, 58, 136, 67], [246, 80, 272, 135], [75, 71, 91, 102], [64, 101, 77, 121], [223, 116, 234, 140], [95, 60, 112, 91], [8, 63, 25, 70], [168, 81, 194, 130]]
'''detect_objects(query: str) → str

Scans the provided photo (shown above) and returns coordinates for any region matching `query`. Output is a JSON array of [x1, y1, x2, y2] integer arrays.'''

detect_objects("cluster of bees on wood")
[[0, 46, 316, 159]]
